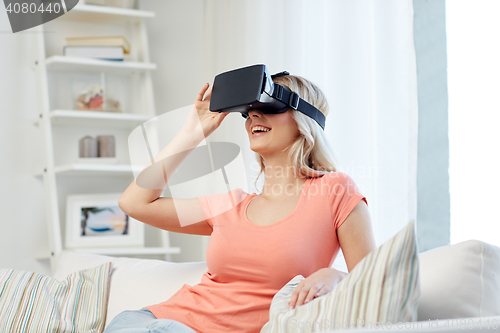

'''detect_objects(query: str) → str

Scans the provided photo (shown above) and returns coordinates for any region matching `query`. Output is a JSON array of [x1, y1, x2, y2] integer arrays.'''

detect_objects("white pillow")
[[418, 240, 500, 320], [53, 251, 208, 327], [261, 220, 420, 332], [0, 262, 112, 333]]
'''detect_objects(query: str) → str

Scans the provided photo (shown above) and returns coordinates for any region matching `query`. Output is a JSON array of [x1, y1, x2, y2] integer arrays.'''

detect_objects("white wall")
[[447, 0, 500, 247], [0, 12, 50, 274]]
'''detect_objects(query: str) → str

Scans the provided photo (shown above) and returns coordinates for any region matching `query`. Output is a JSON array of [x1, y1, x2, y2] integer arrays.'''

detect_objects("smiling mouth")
[[251, 125, 272, 135], [251, 129, 271, 136]]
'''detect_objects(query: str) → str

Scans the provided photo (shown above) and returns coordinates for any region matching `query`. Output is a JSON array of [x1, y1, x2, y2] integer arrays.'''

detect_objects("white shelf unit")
[[73, 247, 180, 256], [45, 55, 157, 74], [34, 163, 144, 178], [35, 246, 181, 260], [59, 3, 155, 23], [43, 109, 152, 128], [33, 2, 179, 268]]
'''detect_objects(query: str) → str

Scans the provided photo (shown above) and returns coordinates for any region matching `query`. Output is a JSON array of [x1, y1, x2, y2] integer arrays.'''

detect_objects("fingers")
[[215, 112, 230, 126], [204, 84, 213, 100], [315, 284, 330, 297], [195, 83, 210, 102], [288, 285, 300, 310], [288, 283, 323, 310]]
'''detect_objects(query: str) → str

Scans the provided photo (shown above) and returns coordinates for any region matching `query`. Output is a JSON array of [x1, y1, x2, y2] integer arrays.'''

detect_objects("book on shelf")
[[65, 36, 131, 54], [63, 46, 124, 61]]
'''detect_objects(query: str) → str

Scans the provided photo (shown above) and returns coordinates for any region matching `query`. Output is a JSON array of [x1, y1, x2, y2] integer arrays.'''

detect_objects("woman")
[[106, 74, 377, 333]]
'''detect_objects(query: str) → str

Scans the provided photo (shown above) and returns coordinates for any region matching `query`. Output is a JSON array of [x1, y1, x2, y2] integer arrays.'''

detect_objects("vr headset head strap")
[[271, 79, 326, 130]]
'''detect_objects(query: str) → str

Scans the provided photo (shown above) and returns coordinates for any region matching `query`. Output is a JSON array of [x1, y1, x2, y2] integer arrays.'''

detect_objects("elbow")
[[118, 194, 134, 217], [119, 193, 157, 219]]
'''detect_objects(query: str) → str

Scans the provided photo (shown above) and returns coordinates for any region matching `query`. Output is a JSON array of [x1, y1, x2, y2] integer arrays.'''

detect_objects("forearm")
[[119, 126, 205, 209]]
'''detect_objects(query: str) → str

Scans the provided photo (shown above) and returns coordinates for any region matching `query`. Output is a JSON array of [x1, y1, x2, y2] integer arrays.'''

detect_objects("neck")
[[259, 163, 307, 198]]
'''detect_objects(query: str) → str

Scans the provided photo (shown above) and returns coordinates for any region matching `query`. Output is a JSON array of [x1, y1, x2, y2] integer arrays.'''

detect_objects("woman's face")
[[244, 109, 301, 156]]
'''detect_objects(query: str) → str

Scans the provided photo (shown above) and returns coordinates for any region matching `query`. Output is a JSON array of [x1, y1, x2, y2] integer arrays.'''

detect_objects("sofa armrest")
[[418, 240, 500, 321]]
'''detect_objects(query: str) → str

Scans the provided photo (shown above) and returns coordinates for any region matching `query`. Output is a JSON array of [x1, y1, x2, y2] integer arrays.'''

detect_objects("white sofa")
[[53, 239, 500, 333]]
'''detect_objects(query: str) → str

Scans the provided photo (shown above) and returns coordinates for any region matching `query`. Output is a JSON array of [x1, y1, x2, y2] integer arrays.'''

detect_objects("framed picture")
[[65, 193, 144, 249]]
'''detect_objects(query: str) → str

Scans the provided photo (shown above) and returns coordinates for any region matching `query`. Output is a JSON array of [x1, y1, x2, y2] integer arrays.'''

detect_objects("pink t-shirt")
[[147, 171, 367, 333]]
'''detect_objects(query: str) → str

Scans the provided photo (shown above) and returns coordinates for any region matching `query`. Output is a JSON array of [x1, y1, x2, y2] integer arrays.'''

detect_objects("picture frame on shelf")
[[65, 193, 144, 249]]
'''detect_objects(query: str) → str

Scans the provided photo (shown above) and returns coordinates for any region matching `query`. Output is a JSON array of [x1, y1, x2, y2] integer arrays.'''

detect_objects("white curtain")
[[203, 0, 418, 246]]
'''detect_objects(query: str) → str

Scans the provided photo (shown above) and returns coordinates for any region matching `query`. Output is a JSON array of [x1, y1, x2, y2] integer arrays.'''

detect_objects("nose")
[[243, 109, 264, 120], [247, 109, 263, 117]]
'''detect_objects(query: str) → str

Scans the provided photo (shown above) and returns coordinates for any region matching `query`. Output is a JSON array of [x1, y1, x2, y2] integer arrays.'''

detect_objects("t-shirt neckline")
[[243, 177, 312, 229]]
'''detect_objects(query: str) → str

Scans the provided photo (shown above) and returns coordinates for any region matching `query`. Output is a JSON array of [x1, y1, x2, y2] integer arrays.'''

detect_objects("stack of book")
[[63, 36, 130, 61]]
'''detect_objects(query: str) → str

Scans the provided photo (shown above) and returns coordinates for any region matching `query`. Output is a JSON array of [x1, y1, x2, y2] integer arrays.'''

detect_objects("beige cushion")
[[0, 262, 111, 333], [418, 240, 500, 320], [260, 220, 420, 332], [53, 252, 208, 327]]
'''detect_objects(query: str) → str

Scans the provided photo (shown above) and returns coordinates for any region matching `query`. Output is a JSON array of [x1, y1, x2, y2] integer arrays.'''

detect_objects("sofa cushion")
[[53, 252, 208, 327], [418, 239, 500, 321], [0, 262, 111, 333], [260, 219, 420, 332]]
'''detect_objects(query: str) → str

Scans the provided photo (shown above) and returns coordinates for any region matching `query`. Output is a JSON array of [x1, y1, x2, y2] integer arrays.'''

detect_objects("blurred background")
[[0, 0, 497, 276]]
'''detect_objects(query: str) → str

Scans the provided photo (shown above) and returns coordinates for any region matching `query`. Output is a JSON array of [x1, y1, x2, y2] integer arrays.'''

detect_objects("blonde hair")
[[253, 75, 340, 191]]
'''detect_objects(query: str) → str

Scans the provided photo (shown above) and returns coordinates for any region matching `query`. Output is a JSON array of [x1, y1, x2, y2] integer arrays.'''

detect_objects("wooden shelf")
[[59, 3, 155, 24], [36, 163, 143, 177], [45, 56, 157, 74], [35, 110, 151, 128], [72, 247, 181, 256]]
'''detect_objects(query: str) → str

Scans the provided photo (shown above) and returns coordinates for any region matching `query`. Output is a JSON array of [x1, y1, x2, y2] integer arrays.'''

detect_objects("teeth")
[[252, 126, 271, 134]]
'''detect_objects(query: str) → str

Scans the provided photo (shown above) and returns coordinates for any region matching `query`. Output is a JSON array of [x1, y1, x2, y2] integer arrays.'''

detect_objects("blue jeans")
[[104, 308, 197, 333]]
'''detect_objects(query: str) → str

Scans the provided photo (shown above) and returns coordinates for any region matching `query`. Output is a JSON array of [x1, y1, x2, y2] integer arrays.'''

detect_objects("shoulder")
[[323, 171, 351, 179], [314, 172, 362, 195], [231, 188, 251, 201], [199, 188, 249, 208], [317, 171, 356, 185]]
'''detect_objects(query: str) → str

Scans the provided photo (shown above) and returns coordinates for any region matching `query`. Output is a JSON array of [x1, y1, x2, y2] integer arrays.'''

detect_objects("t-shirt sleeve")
[[327, 172, 368, 230], [197, 188, 247, 227], [197, 195, 214, 227]]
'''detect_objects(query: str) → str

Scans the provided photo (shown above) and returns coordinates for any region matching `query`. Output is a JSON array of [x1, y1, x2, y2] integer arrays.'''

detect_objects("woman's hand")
[[182, 83, 230, 139], [288, 268, 347, 310]]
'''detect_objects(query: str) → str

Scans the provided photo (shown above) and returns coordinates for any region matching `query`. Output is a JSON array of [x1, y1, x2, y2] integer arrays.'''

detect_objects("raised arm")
[[118, 83, 230, 235]]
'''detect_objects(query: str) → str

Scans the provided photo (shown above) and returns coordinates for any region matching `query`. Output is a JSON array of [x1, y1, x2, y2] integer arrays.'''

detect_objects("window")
[[447, 0, 500, 245]]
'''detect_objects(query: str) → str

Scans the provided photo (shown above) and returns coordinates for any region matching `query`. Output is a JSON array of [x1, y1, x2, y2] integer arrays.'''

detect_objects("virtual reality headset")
[[209, 64, 326, 130]]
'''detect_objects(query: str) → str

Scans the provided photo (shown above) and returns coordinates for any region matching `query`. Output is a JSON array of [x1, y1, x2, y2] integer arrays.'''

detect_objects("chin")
[[249, 143, 267, 154]]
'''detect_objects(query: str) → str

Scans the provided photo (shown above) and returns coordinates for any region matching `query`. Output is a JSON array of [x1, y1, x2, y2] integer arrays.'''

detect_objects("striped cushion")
[[0, 262, 112, 333], [261, 220, 420, 332]]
